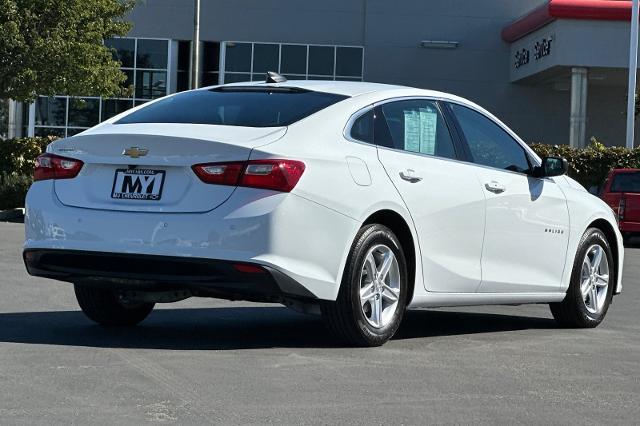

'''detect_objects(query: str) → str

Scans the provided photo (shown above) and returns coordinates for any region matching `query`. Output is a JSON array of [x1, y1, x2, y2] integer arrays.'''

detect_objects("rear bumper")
[[23, 249, 315, 302], [24, 181, 359, 301]]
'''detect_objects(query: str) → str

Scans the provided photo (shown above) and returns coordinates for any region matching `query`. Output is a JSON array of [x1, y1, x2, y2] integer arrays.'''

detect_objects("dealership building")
[[8, 0, 640, 148]]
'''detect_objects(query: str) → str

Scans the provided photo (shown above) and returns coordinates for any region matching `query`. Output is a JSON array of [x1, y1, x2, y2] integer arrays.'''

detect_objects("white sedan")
[[23, 76, 623, 346]]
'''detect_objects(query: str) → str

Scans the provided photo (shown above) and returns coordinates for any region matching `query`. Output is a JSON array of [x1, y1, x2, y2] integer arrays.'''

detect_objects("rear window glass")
[[116, 87, 348, 127], [611, 172, 640, 193]]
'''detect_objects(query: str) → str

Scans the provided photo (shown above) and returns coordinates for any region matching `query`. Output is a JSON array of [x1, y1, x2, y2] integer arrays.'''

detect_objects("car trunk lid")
[[51, 123, 286, 213]]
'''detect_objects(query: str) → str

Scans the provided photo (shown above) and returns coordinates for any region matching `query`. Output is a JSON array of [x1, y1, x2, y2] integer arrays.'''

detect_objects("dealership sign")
[[514, 36, 554, 69]]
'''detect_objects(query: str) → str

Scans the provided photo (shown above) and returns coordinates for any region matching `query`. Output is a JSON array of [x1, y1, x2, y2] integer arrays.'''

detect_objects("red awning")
[[502, 0, 634, 43]]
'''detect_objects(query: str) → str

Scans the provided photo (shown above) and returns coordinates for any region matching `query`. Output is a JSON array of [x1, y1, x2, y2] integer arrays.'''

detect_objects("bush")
[[0, 172, 32, 210], [530, 138, 640, 189], [0, 136, 54, 176], [0, 137, 55, 210]]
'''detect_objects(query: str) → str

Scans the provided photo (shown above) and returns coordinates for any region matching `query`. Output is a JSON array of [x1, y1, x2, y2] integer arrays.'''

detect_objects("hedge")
[[0, 137, 54, 210], [529, 138, 640, 189], [0, 136, 640, 210]]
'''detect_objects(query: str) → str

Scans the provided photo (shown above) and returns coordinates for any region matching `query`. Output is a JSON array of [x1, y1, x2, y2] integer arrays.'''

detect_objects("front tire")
[[550, 228, 614, 328], [322, 224, 408, 347], [74, 285, 155, 326]]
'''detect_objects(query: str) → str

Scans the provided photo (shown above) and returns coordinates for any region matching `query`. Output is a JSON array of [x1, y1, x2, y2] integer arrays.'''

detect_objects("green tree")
[[0, 0, 135, 102]]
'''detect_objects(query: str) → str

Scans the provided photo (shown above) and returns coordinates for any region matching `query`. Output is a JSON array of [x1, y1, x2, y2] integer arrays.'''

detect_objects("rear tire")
[[321, 224, 408, 347], [74, 285, 154, 326], [550, 228, 614, 328]]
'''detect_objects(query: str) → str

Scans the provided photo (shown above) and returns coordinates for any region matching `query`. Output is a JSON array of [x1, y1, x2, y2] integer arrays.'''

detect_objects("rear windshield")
[[611, 172, 640, 193], [116, 87, 348, 127]]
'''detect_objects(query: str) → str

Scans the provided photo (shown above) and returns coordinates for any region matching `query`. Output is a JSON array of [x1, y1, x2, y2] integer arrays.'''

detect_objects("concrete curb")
[[0, 208, 25, 222]]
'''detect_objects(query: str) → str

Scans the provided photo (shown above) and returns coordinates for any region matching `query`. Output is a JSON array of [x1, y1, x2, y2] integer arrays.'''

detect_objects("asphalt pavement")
[[1, 222, 638, 424]]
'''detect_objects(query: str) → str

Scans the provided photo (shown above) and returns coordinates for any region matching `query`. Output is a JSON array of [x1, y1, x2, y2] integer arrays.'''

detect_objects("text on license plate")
[[111, 169, 166, 201]]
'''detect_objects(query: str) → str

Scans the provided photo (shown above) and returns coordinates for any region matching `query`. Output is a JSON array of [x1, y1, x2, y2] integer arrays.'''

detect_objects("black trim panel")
[[23, 249, 316, 302]]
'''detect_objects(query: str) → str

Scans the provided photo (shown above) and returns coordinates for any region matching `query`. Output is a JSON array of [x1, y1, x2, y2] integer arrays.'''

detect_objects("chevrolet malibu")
[[23, 77, 624, 346]]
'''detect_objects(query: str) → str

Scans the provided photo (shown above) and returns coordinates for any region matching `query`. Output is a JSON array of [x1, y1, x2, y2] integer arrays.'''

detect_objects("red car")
[[601, 168, 640, 243]]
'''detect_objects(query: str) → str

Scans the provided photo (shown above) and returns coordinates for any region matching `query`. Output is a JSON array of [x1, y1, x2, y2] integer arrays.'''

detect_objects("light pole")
[[626, 0, 639, 149], [191, 0, 201, 89]]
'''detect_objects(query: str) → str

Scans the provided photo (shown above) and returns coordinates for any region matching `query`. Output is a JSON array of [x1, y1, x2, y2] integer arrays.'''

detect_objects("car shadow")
[[0, 307, 557, 350], [624, 237, 640, 249]]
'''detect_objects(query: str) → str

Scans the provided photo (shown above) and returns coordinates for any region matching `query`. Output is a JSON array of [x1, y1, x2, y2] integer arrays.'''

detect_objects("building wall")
[[107, 0, 634, 146]]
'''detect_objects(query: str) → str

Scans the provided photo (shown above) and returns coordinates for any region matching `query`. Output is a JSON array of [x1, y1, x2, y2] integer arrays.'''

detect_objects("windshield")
[[116, 87, 348, 127], [611, 172, 640, 193]]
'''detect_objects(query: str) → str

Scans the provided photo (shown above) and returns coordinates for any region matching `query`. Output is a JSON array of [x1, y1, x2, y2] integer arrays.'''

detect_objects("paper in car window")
[[404, 108, 438, 155], [404, 110, 421, 153]]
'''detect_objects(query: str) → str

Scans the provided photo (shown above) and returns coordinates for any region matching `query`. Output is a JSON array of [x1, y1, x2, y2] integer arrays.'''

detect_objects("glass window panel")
[[280, 45, 307, 74], [282, 74, 306, 80], [224, 73, 251, 83], [121, 69, 134, 90], [134, 99, 148, 107], [253, 43, 279, 73], [177, 40, 191, 71], [224, 42, 252, 72], [135, 70, 167, 99], [177, 71, 190, 92], [117, 89, 348, 127], [35, 97, 66, 127], [105, 38, 135, 68], [101, 99, 134, 121], [451, 103, 530, 172], [201, 72, 219, 87], [336, 76, 362, 82], [380, 100, 457, 159], [34, 127, 66, 138], [308, 46, 334, 76], [350, 110, 374, 144], [202, 41, 220, 72], [136, 39, 168, 69], [308, 76, 334, 81], [66, 128, 88, 137], [336, 47, 363, 77], [68, 98, 99, 128]]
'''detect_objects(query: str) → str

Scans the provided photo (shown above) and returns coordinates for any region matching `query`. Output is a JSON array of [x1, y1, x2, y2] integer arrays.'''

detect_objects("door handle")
[[485, 181, 506, 194], [399, 169, 422, 183]]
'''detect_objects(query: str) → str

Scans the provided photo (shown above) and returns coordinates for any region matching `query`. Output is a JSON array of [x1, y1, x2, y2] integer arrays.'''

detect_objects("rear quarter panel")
[[248, 97, 429, 302]]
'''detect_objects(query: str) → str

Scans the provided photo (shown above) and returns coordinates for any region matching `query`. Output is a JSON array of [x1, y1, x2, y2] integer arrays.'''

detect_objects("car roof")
[[202, 79, 463, 101]]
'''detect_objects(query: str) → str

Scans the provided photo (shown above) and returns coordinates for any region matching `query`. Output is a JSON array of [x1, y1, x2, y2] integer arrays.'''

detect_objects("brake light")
[[34, 153, 84, 181], [619, 197, 626, 221], [192, 159, 305, 192]]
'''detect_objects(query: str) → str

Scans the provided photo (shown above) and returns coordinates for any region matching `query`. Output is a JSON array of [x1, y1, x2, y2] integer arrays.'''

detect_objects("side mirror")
[[533, 156, 568, 178]]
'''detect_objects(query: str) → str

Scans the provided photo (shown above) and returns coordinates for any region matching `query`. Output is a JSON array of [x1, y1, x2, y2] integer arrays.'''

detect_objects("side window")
[[378, 100, 457, 159], [450, 104, 531, 174], [349, 110, 374, 144]]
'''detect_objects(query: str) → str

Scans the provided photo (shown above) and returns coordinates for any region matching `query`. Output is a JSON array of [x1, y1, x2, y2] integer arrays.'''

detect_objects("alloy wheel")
[[359, 244, 401, 328], [580, 244, 609, 315]]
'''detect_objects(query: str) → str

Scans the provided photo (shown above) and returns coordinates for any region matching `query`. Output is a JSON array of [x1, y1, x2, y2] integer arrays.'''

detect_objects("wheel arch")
[[362, 209, 418, 305], [588, 218, 620, 292]]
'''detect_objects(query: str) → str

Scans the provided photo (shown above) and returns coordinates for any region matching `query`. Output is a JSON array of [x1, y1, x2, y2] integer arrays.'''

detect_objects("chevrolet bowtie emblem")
[[122, 147, 149, 158]]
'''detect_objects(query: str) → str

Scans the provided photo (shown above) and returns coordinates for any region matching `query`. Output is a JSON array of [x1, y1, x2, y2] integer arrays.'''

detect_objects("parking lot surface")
[[1, 222, 639, 424]]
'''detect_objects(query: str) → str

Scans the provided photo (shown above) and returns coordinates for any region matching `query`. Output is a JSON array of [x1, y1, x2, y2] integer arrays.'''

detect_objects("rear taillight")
[[619, 198, 626, 221], [192, 159, 305, 192], [34, 153, 84, 181], [191, 162, 244, 186]]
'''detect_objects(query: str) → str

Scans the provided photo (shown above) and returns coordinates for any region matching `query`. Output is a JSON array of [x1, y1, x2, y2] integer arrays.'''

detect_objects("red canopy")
[[502, 0, 634, 42]]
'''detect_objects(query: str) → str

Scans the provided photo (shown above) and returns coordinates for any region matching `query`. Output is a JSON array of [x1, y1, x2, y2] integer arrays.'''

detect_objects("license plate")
[[111, 169, 166, 201]]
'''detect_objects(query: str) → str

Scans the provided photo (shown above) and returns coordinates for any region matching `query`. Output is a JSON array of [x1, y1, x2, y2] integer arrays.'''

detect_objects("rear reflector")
[[34, 153, 84, 181], [192, 159, 305, 192]]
